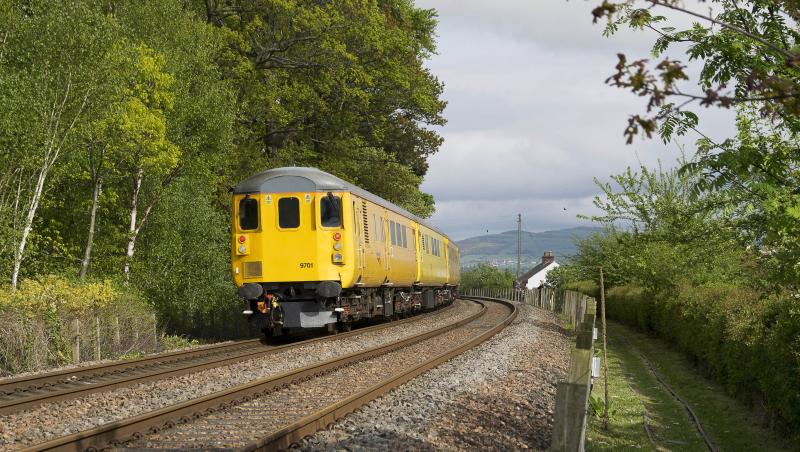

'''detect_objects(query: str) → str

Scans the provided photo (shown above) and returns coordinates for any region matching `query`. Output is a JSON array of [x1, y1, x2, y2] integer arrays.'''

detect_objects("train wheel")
[[339, 321, 352, 332], [262, 326, 283, 341]]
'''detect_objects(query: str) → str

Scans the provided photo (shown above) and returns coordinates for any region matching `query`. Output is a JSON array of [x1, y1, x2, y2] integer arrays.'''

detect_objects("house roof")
[[516, 260, 555, 285]]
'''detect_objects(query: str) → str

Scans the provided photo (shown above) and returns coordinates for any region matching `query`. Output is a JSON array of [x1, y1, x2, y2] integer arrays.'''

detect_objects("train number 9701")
[[299, 262, 314, 269]]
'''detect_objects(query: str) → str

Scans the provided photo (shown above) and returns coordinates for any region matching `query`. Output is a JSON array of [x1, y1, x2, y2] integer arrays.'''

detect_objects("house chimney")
[[542, 251, 554, 264]]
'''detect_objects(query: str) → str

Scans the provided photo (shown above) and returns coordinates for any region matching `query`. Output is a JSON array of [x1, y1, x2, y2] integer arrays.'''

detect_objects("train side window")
[[390, 220, 396, 245], [239, 197, 259, 230], [278, 197, 300, 228], [380, 217, 385, 242], [320, 193, 341, 227], [402, 226, 407, 248]]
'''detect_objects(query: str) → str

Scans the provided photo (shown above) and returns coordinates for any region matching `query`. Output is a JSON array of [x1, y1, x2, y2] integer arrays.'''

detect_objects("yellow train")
[[231, 167, 460, 336]]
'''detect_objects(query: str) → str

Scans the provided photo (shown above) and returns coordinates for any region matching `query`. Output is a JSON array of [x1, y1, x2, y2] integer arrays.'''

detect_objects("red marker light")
[[238, 235, 246, 243], [333, 232, 341, 241]]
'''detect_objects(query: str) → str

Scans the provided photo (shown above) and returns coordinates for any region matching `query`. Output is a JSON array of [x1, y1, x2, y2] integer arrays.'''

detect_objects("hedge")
[[605, 283, 800, 431]]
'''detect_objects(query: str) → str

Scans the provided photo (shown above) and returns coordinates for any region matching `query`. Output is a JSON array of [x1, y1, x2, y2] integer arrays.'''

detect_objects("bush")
[[605, 282, 800, 431], [0, 275, 160, 376], [565, 279, 599, 299]]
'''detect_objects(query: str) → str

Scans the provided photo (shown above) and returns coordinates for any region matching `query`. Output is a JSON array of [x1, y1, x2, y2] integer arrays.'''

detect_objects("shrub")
[[604, 282, 800, 431], [0, 275, 159, 376]]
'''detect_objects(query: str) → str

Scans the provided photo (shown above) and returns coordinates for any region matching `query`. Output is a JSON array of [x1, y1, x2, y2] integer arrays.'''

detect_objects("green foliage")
[[578, 0, 800, 437], [564, 162, 746, 292], [587, 0, 800, 287], [0, 0, 444, 341], [0, 275, 157, 375], [460, 263, 515, 290], [604, 284, 800, 431], [160, 334, 201, 351]]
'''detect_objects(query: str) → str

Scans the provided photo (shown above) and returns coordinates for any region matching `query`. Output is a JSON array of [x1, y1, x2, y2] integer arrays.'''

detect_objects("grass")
[[586, 321, 793, 451]]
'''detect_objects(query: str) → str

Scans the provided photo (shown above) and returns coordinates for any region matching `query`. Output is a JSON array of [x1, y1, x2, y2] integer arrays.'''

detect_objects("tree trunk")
[[78, 176, 102, 281], [11, 164, 49, 290], [123, 168, 144, 281]]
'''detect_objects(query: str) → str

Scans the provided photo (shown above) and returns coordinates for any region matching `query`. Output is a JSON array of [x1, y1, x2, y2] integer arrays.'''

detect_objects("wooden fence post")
[[114, 316, 121, 349], [152, 312, 158, 351], [72, 318, 81, 364], [600, 267, 609, 430], [94, 317, 101, 361], [551, 291, 597, 451]]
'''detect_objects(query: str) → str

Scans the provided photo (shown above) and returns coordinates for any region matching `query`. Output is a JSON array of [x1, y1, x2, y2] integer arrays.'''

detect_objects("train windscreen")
[[278, 197, 300, 228], [320, 194, 341, 227], [239, 197, 259, 230]]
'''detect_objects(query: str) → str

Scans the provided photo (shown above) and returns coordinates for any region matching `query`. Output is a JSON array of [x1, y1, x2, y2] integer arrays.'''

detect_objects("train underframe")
[[240, 282, 458, 337]]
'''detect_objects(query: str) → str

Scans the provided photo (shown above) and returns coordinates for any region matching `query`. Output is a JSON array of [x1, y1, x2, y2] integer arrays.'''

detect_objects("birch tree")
[[0, 2, 114, 288], [117, 46, 179, 280]]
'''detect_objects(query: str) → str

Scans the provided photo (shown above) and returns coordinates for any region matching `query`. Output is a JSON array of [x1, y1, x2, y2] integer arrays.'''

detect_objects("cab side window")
[[278, 197, 300, 228], [239, 197, 259, 230]]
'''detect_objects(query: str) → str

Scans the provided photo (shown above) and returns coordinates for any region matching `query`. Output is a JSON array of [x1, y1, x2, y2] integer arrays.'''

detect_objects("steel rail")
[[243, 297, 517, 451], [21, 300, 482, 452], [0, 302, 457, 416]]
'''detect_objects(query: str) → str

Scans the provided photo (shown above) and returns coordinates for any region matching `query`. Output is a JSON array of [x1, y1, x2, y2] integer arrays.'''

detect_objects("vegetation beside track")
[[0, 275, 201, 375], [586, 321, 794, 451], [550, 0, 800, 441]]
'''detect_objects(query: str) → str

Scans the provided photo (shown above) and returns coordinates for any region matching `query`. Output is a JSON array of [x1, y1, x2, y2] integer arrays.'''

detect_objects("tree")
[[588, 0, 800, 288], [208, 0, 445, 216], [112, 46, 180, 280], [461, 264, 515, 290], [0, 1, 117, 288]]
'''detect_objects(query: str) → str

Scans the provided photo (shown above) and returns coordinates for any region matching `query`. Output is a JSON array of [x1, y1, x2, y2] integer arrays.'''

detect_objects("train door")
[[383, 210, 392, 276]]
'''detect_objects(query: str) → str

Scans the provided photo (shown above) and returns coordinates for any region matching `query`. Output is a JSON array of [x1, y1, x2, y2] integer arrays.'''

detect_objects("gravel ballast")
[[0, 300, 480, 449], [126, 299, 512, 449], [296, 302, 571, 451]]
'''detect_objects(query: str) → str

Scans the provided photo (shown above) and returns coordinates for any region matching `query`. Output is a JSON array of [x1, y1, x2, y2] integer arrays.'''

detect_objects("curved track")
[[0, 303, 457, 416], [22, 298, 515, 452]]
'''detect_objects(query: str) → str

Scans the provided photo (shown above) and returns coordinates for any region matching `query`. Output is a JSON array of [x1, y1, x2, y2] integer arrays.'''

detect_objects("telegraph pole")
[[516, 213, 522, 278]]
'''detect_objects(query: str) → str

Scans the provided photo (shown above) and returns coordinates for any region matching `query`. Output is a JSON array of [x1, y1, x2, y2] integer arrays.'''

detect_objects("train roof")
[[234, 167, 448, 237]]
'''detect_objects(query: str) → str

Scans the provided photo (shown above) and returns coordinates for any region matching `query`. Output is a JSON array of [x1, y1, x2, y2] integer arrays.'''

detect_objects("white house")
[[516, 251, 559, 289]]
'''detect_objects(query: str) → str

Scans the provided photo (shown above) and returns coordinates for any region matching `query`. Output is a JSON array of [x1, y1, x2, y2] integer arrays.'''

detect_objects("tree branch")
[[649, 0, 797, 61]]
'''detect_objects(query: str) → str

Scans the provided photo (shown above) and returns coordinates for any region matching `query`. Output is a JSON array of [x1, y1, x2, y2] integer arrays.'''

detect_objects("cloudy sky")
[[416, 0, 735, 240]]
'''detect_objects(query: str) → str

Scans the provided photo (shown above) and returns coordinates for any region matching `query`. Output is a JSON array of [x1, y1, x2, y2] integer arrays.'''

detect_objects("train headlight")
[[238, 235, 246, 243], [333, 242, 342, 251], [332, 253, 344, 263], [238, 244, 247, 254], [333, 232, 342, 241]]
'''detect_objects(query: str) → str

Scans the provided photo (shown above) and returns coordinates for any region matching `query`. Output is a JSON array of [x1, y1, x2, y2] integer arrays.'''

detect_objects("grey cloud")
[[416, 0, 736, 240]]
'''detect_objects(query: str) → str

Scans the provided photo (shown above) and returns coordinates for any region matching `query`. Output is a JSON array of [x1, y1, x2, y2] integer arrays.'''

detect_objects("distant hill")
[[456, 226, 602, 270]]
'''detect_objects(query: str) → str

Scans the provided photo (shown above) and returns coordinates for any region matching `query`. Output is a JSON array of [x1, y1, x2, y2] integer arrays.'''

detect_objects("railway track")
[[0, 303, 457, 416], [21, 297, 515, 451]]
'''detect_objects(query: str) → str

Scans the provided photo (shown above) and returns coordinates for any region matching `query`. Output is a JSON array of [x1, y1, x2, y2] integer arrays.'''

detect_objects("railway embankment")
[[1, 295, 580, 451], [296, 302, 571, 450], [0, 300, 481, 449]]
